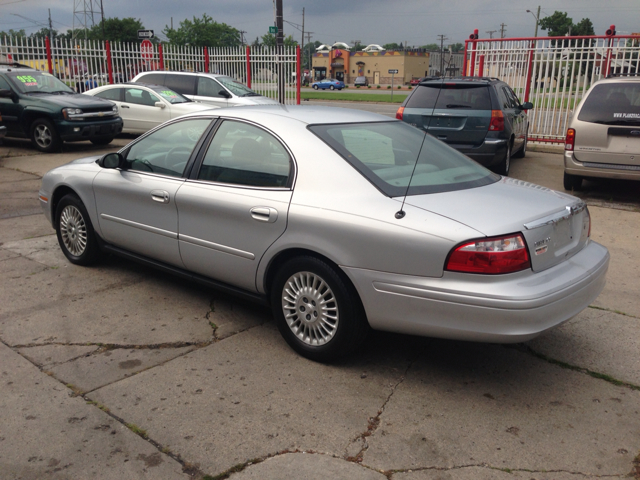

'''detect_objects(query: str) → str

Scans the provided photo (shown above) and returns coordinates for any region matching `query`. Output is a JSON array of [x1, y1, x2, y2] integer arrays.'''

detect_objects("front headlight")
[[62, 108, 83, 120], [112, 105, 118, 113]]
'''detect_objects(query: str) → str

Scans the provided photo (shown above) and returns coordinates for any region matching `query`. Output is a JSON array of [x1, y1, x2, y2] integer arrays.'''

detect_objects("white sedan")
[[84, 83, 213, 134]]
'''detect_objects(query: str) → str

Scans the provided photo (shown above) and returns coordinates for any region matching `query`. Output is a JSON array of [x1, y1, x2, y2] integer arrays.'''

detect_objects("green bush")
[[387, 85, 391, 89], [397, 85, 402, 89], [367, 85, 371, 88], [356, 85, 360, 88], [377, 85, 381, 89]]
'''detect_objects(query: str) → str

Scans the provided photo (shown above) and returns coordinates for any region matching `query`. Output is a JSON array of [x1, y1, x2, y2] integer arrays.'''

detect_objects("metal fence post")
[[45, 36, 53, 74], [204, 46, 209, 73], [246, 46, 251, 88], [478, 55, 485, 77], [462, 40, 469, 77], [296, 44, 301, 105], [105, 40, 113, 84], [523, 40, 535, 105], [158, 43, 164, 70]]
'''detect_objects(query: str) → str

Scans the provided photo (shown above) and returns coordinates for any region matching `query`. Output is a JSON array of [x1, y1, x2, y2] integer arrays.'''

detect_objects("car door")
[[123, 87, 171, 133], [191, 76, 229, 108], [502, 86, 525, 150], [176, 119, 293, 292], [93, 118, 212, 267], [0, 74, 24, 136]]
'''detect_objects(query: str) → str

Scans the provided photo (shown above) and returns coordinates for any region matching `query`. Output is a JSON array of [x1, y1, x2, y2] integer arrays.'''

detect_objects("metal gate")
[[463, 30, 640, 142], [0, 37, 301, 105]]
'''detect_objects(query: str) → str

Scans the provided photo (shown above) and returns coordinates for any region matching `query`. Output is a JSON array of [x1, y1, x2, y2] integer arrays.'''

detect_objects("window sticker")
[[160, 90, 177, 97], [613, 113, 640, 119], [16, 75, 38, 86]]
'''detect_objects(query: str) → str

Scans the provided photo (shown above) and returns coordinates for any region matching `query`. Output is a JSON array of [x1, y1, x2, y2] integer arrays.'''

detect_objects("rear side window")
[[137, 73, 165, 85], [578, 82, 640, 125], [309, 121, 498, 196], [197, 77, 225, 97], [165, 74, 196, 95], [95, 88, 123, 101], [406, 84, 491, 110]]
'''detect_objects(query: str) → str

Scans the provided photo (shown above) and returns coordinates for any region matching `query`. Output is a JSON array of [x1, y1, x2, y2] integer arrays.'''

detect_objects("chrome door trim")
[[523, 202, 586, 230], [250, 206, 278, 223], [179, 234, 255, 260], [100, 214, 177, 239]]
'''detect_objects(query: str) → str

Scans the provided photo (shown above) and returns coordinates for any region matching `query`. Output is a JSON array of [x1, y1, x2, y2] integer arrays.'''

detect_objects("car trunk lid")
[[404, 177, 591, 272]]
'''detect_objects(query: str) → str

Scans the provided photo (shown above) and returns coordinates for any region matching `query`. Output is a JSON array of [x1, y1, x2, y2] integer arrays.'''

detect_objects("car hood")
[[26, 92, 114, 109], [404, 177, 577, 236]]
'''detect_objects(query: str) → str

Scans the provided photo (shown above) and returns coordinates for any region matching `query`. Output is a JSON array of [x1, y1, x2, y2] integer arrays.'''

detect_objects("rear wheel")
[[330, 85, 335, 90], [513, 131, 527, 158], [496, 142, 512, 176], [563, 171, 583, 191], [55, 194, 102, 265], [270, 256, 368, 362], [90, 137, 114, 145], [313, 85, 319, 90], [30, 118, 61, 153]]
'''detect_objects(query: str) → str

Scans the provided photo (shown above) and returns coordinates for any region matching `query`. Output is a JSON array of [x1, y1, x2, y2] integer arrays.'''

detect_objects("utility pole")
[[301, 8, 305, 73], [500, 23, 507, 38], [100, 0, 105, 41], [437, 34, 448, 76], [48, 9, 53, 42], [239, 30, 247, 45], [306, 31, 314, 79], [275, 0, 284, 103], [486, 30, 497, 39], [534, 5, 540, 37]]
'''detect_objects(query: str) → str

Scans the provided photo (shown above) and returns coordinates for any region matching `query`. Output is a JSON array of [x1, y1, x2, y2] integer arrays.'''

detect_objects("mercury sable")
[[39, 106, 609, 361]]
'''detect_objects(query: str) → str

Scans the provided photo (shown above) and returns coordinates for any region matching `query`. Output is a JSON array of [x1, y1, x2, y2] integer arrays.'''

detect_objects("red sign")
[[140, 39, 154, 60]]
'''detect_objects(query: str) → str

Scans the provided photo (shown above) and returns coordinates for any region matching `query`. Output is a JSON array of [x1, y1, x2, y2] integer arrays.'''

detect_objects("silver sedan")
[[39, 106, 609, 361]]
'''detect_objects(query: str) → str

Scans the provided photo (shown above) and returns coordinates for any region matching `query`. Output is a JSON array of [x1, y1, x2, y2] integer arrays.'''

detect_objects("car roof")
[[419, 76, 501, 86], [0, 62, 38, 72], [183, 104, 393, 125], [137, 70, 226, 79]]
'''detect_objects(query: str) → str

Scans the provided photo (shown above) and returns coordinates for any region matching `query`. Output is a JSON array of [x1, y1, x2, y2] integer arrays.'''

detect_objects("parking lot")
[[1, 115, 639, 479]]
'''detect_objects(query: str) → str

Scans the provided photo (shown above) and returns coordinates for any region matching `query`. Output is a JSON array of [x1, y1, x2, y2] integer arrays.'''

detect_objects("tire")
[[495, 141, 512, 176], [330, 85, 335, 90], [563, 171, 583, 191], [513, 131, 527, 158], [270, 256, 369, 362], [30, 118, 61, 153], [55, 194, 102, 266], [313, 85, 319, 90], [90, 137, 114, 146]]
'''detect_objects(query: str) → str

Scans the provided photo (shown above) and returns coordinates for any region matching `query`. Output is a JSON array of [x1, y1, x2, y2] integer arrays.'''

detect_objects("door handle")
[[250, 207, 278, 223], [150, 190, 170, 204], [121, 104, 130, 108]]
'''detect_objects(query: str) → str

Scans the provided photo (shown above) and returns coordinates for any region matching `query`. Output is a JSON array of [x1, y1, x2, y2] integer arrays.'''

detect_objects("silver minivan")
[[131, 71, 279, 108], [564, 74, 640, 190]]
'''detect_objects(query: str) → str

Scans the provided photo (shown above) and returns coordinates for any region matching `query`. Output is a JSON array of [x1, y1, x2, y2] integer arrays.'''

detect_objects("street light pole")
[[526, 6, 541, 37]]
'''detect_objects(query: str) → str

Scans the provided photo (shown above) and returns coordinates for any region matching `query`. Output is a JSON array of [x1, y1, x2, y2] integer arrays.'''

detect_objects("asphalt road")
[[1, 109, 639, 480]]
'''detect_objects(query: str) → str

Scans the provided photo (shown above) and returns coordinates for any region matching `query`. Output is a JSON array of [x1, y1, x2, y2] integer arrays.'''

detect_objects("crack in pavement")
[[589, 305, 640, 320], [384, 463, 631, 478], [345, 360, 414, 466]]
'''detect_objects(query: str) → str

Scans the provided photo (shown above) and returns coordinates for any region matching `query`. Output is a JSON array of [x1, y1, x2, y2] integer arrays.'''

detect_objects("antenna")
[[395, 72, 447, 219]]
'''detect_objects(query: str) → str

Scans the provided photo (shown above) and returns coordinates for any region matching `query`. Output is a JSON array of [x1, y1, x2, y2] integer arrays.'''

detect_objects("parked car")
[[40, 106, 608, 362], [0, 112, 6, 141], [354, 76, 369, 87], [396, 77, 532, 175], [564, 73, 640, 190], [84, 83, 213, 134], [131, 71, 278, 108], [0, 62, 122, 152], [311, 78, 345, 90]]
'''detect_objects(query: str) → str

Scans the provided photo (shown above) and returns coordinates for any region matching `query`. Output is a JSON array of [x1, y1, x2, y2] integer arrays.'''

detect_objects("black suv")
[[396, 77, 533, 175], [0, 63, 123, 152]]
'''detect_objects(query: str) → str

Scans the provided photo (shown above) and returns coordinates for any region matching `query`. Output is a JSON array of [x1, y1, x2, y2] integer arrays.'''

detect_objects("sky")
[[1, 0, 639, 46]]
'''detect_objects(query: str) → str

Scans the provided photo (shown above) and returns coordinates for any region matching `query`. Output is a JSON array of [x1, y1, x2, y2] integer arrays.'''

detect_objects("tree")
[[449, 43, 464, 52], [0, 29, 27, 39], [539, 11, 573, 37], [302, 40, 323, 70], [572, 18, 595, 37], [163, 14, 240, 47], [421, 43, 439, 51], [260, 33, 298, 48], [382, 42, 403, 50], [88, 17, 145, 43]]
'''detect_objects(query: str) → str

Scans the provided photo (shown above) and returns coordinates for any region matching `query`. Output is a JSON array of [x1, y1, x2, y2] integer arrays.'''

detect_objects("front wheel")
[[563, 171, 583, 191], [30, 118, 61, 153], [55, 194, 103, 265], [313, 85, 319, 90], [270, 256, 368, 362], [90, 137, 114, 146], [330, 85, 335, 90]]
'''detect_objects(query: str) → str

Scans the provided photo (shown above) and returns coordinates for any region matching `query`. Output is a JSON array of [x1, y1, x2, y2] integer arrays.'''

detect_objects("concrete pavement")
[[1, 134, 639, 479]]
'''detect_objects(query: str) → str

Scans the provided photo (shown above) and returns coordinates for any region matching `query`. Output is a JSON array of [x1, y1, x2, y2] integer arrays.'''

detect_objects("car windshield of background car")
[[151, 87, 190, 104], [578, 83, 640, 126], [407, 84, 491, 110], [216, 76, 260, 97], [309, 121, 498, 196], [7, 71, 74, 95]]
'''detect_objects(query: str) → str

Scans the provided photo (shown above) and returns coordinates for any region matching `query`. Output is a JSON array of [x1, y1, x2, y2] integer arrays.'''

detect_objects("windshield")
[[8, 71, 74, 94], [578, 82, 640, 126], [309, 121, 499, 196], [215, 76, 260, 97], [149, 86, 191, 104]]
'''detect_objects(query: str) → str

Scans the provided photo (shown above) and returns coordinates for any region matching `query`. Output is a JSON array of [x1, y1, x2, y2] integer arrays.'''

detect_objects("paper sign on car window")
[[16, 75, 38, 86]]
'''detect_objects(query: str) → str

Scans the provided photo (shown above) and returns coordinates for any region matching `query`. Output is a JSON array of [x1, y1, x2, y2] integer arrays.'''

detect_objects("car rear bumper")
[[565, 151, 640, 180], [446, 138, 508, 166], [343, 240, 609, 343], [57, 118, 123, 141]]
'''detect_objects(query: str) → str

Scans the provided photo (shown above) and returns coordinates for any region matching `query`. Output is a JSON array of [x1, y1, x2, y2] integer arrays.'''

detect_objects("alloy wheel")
[[59, 205, 88, 256], [34, 124, 53, 149]]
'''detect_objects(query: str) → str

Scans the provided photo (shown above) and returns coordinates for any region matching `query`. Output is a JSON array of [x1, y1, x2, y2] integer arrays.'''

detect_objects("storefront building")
[[312, 45, 430, 85]]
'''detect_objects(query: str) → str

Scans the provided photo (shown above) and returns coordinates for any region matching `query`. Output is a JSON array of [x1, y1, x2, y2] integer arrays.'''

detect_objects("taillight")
[[396, 106, 404, 120], [565, 128, 575, 151], [445, 234, 531, 274], [489, 110, 504, 131]]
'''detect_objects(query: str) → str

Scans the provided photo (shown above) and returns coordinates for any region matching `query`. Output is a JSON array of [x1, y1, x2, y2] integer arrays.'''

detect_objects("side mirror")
[[155, 102, 166, 109], [98, 152, 125, 169], [218, 89, 232, 99], [0, 88, 18, 102], [521, 102, 534, 110]]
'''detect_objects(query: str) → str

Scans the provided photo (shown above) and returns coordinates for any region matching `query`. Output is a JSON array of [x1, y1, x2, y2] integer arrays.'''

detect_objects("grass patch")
[[126, 423, 148, 438], [301, 91, 407, 103]]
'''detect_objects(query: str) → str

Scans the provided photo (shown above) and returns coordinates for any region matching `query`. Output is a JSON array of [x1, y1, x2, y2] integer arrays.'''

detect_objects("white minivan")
[[131, 71, 279, 108]]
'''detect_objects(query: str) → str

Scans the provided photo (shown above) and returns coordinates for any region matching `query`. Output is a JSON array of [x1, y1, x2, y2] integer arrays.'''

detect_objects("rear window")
[[406, 83, 492, 110], [309, 121, 498, 196], [578, 82, 640, 125], [164, 74, 196, 95]]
